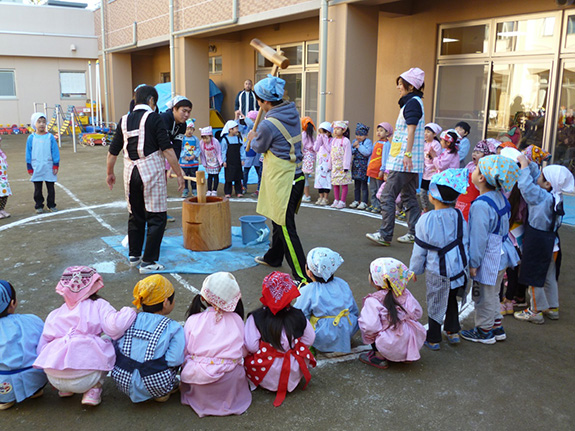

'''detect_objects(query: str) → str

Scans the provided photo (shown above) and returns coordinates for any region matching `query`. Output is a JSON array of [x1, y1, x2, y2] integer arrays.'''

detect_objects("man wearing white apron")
[[107, 86, 185, 274], [248, 75, 307, 284]]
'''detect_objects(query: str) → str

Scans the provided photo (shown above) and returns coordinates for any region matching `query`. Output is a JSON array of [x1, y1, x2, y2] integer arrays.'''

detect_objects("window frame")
[[0, 69, 17, 98], [59, 70, 87, 99], [209, 55, 222, 75]]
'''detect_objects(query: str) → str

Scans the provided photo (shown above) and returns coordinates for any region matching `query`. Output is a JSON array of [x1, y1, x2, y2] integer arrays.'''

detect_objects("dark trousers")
[[378, 171, 420, 240], [207, 174, 219, 192], [224, 180, 243, 196], [182, 167, 198, 192], [263, 174, 308, 283], [33, 181, 56, 209], [0, 196, 7, 211], [243, 166, 262, 191], [427, 288, 461, 343], [128, 167, 167, 263], [502, 264, 527, 301], [354, 179, 369, 203]]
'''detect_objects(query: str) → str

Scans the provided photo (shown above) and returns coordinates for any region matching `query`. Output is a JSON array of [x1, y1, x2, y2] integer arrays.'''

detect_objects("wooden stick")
[[170, 170, 206, 203], [250, 39, 289, 69]]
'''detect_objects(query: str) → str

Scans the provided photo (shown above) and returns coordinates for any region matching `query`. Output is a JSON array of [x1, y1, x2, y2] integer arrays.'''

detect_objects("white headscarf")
[[30, 112, 46, 130], [200, 272, 241, 322], [165, 95, 190, 110], [222, 120, 239, 136], [542, 165, 575, 210], [306, 247, 343, 281]]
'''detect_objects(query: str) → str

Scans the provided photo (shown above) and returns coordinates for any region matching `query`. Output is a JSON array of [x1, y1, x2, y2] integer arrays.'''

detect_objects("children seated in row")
[[245, 271, 316, 406], [179, 119, 200, 198], [34, 266, 137, 406], [220, 120, 246, 198], [294, 247, 359, 353], [0, 280, 47, 410], [366, 122, 393, 214], [350, 123, 373, 210], [112, 275, 184, 403], [410, 169, 470, 349], [358, 258, 426, 368], [198, 126, 223, 196]]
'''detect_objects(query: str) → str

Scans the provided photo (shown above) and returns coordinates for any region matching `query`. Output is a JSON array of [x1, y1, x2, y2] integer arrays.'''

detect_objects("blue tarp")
[[101, 226, 268, 274], [209, 79, 223, 113], [155, 80, 223, 113]]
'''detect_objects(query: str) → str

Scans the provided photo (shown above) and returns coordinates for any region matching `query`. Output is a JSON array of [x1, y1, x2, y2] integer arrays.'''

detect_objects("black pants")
[[224, 180, 243, 196], [33, 181, 56, 210], [354, 179, 369, 203], [427, 288, 461, 343], [243, 166, 262, 191], [128, 167, 167, 263], [502, 264, 527, 301], [0, 196, 7, 211], [182, 167, 198, 192], [263, 174, 308, 283], [318, 188, 330, 194], [207, 174, 219, 192]]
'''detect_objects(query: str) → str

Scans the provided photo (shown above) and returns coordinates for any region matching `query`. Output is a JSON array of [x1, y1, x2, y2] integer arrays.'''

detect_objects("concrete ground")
[[1, 134, 574, 430]]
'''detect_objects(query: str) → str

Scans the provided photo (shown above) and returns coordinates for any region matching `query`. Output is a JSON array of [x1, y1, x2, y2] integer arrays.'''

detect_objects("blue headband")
[[0, 280, 13, 313], [254, 74, 285, 101], [429, 168, 469, 203]]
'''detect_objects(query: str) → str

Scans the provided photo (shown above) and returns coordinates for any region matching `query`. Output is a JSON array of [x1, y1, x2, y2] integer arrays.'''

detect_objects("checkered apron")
[[386, 96, 425, 174], [121, 112, 168, 213], [111, 317, 177, 399]]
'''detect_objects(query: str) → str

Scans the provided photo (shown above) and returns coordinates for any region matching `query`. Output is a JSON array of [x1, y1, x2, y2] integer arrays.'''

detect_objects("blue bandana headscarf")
[[355, 123, 369, 136], [478, 155, 519, 193], [254, 75, 286, 101], [429, 168, 469, 203], [0, 280, 13, 313]]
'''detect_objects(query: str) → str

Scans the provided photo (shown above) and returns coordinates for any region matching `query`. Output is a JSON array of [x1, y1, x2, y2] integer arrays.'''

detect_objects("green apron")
[[256, 117, 301, 226]]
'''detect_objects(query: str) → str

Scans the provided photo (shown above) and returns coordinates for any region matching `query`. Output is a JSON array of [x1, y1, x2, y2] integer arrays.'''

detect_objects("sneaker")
[[225, 194, 231, 198], [514, 308, 544, 324], [330, 200, 340, 208], [366, 205, 374, 212], [0, 401, 15, 410], [81, 387, 102, 406], [0, 210, 10, 219], [396, 211, 406, 221], [319, 198, 328, 206], [139, 262, 165, 274], [315, 197, 323, 205], [336, 201, 346, 209], [365, 232, 391, 246], [58, 391, 74, 398], [371, 207, 381, 214], [460, 327, 496, 344], [424, 341, 440, 350], [349, 201, 359, 208], [154, 384, 180, 403], [500, 300, 514, 315], [357, 202, 367, 210], [251, 191, 259, 198], [397, 233, 415, 244], [254, 256, 270, 266], [128, 256, 142, 268], [543, 308, 559, 320], [48, 207, 58, 213], [445, 332, 460, 344], [35, 208, 44, 214], [492, 326, 506, 341], [358, 351, 389, 369], [302, 195, 311, 202], [182, 190, 189, 198], [166, 215, 175, 222], [237, 194, 244, 198]]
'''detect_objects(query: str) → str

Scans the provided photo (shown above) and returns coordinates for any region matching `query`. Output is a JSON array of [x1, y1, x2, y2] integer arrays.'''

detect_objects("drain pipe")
[[100, 3, 110, 124], [318, 0, 330, 124], [170, 0, 175, 97], [173, 0, 238, 38]]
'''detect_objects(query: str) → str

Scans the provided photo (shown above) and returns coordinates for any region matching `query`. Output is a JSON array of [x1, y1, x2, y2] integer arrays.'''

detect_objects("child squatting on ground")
[[294, 247, 359, 353], [409, 168, 470, 350], [0, 280, 47, 410], [358, 258, 426, 369], [112, 275, 185, 403], [244, 271, 316, 407], [513, 154, 574, 324], [460, 155, 520, 344], [26, 112, 60, 214], [34, 266, 136, 406]]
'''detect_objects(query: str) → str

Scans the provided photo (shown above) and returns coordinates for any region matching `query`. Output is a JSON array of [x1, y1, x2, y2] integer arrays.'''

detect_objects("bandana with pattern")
[[478, 154, 519, 193], [254, 75, 286, 101], [332, 121, 349, 132], [200, 272, 241, 322], [355, 123, 370, 136], [260, 271, 300, 315], [133, 275, 175, 309], [369, 258, 413, 297], [307, 247, 344, 281], [523, 145, 551, 165], [56, 266, 104, 309], [429, 168, 469, 203], [0, 280, 12, 313], [473, 139, 497, 156]]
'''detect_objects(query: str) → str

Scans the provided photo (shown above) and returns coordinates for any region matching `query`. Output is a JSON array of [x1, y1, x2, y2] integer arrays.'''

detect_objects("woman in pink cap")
[[34, 266, 136, 406], [366, 67, 426, 247]]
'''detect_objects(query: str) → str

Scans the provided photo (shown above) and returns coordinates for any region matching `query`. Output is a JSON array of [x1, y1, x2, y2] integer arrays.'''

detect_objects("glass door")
[[554, 61, 575, 178]]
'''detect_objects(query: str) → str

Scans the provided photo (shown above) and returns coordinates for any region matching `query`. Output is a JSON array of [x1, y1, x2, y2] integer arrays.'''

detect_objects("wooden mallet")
[[170, 170, 207, 203], [246, 39, 290, 151]]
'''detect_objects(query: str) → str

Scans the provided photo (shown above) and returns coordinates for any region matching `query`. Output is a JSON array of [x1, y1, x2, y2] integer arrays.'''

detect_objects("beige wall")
[[107, 53, 132, 121], [375, 0, 566, 127], [131, 47, 171, 88]]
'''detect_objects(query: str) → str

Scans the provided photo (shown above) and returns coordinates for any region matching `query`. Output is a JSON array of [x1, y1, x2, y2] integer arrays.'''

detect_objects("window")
[[160, 72, 171, 83], [60, 71, 86, 98], [495, 16, 557, 53], [0, 70, 16, 97], [209, 56, 222, 74], [440, 25, 489, 56]]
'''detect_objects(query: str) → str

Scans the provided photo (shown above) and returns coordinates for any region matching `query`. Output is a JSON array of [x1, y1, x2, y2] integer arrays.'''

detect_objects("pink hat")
[[400, 67, 425, 90], [247, 110, 258, 121], [200, 126, 213, 136], [56, 266, 104, 309], [425, 122, 442, 136], [377, 122, 394, 135]]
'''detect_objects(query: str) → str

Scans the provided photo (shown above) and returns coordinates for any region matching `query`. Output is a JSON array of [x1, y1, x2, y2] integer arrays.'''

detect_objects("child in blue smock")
[[26, 112, 60, 214], [410, 168, 470, 350], [294, 247, 359, 353], [350, 122, 373, 210], [112, 275, 185, 403], [513, 156, 574, 324], [461, 155, 519, 345], [0, 280, 47, 410], [180, 119, 201, 198], [220, 120, 246, 198], [238, 111, 261, 195]]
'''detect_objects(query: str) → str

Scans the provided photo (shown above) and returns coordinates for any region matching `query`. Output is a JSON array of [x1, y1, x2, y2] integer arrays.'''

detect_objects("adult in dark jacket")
[[160, 96, 192, 160], [234, 79, 258, 117]]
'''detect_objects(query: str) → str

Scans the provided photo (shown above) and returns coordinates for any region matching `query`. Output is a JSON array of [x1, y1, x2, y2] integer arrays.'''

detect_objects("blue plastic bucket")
[[239, 215, 268, 245]]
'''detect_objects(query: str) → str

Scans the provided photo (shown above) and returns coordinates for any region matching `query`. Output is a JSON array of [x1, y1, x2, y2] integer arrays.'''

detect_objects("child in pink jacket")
[[34, 266, 136, 406], [431, 129, 460, 173]]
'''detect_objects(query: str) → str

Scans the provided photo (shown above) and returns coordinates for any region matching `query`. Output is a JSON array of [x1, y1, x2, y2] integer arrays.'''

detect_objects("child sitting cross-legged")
[[244, 271, 316, 407], [112, 275, 185, 403], [0, 280, 47, 410], [294, 247, 359, 354]]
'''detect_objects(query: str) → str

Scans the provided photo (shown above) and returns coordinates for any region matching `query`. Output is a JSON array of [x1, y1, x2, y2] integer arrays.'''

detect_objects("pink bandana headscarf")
[[369, 258, 413, 297], [200, 272, 241, 322], [332, 121, 348, 131], [56, 266, 103, 309]]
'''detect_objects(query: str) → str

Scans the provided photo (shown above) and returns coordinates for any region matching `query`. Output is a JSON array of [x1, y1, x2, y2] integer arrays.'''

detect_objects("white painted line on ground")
[[170, 272, 200, 295]]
